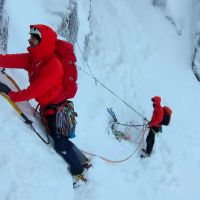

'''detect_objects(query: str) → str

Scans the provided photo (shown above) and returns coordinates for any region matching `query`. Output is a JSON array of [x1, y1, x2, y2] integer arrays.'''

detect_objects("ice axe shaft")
[[0, 92, 32, 124]]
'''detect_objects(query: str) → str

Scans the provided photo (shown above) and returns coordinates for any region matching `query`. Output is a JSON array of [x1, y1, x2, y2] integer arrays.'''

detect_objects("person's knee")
[[54, 136, 73, 151], [57, 146, 84, 175]]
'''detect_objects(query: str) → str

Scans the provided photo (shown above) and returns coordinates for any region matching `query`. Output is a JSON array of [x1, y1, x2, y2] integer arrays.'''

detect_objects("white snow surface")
[[0, 0, 200, 200]]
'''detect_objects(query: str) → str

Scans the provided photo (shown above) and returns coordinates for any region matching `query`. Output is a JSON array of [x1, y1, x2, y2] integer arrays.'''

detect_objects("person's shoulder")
[[158, 106, 164, 113]]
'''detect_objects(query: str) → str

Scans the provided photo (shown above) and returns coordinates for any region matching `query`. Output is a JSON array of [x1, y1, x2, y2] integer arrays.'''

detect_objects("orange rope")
[[81, 127, 147, 163], [0, 69, 148, 162], [129, 128, 144, 144]]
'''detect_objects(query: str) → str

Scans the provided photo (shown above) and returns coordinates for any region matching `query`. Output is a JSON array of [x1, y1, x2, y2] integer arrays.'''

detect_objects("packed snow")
[[0, 0, 199, 200]]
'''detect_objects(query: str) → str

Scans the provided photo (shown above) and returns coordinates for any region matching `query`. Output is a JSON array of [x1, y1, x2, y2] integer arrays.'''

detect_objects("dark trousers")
[[146, 127, 160, 154], [46, 114, 83, 175]]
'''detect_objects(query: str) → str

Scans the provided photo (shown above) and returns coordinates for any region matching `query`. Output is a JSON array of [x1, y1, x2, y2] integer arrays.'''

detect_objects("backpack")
[[161, 106, 172, 126], [54, 39, 78, 99]]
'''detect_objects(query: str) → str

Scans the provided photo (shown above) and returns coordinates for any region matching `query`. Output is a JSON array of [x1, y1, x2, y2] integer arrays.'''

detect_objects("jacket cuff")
[[7, 90, 14, 100]]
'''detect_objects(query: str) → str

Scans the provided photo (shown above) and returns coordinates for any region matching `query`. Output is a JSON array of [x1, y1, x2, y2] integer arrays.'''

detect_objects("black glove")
[[0, 82, 11, 94]]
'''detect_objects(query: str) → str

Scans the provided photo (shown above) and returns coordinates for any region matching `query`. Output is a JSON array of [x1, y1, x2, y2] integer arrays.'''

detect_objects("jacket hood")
[[27, 24, 57, 63], [151, 96, 161, 106]]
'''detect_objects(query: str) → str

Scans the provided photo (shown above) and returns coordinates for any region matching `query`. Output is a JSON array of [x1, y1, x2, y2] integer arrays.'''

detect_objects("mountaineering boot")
[[73, 173, 87, 188], [140, 152, 150, 158]]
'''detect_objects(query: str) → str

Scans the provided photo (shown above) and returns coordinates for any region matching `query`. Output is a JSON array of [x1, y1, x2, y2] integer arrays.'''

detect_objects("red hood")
[[151, 96, 161, 106], [27, 24, 57, 63]]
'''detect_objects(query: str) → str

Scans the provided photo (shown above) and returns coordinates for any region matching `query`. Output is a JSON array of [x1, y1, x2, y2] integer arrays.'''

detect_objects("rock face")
[[192, 0, 200, 81], [58, 0, 78, 44], [192, 35, 200, 81], [0, 0, 8, 53], [152, 0, 167, 8]]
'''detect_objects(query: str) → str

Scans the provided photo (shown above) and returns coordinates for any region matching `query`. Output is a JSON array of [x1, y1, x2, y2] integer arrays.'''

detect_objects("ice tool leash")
[[0, 69, 50, 144], [0, 92, 50, 144], [1, 68, 21, 91]]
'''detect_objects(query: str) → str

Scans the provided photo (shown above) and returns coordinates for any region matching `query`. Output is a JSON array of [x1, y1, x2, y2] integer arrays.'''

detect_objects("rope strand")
[[78, 66, 146, 120], [76, 42, 96, 79], [116, 122, 147, 127], [76, 42, 147, 120], [81, 126, 147, 163]]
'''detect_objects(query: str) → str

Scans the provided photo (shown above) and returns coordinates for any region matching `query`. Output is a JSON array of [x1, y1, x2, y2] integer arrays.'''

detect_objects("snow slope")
[[0, 0, 200, 200]]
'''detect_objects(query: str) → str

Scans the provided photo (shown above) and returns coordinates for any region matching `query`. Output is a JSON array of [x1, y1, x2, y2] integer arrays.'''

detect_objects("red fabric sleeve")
[[8, 58, 61, 102], [0, 53, 30, 70]]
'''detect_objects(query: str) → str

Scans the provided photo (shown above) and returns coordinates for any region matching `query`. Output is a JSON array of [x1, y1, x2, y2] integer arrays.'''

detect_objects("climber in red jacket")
[[0, 24, 90, 183], [141, 96, 164, 158]]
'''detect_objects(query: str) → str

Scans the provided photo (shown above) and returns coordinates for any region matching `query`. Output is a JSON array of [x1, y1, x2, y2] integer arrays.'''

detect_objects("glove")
[[0, 82, 11, 95]]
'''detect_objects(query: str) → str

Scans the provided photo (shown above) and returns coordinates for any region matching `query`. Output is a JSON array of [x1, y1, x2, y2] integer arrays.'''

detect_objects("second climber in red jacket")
[[141, 96, 164, 158]]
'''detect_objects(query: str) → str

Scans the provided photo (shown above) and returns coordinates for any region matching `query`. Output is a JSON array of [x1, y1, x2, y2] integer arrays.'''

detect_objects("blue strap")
[[107, 108, 118, 122]]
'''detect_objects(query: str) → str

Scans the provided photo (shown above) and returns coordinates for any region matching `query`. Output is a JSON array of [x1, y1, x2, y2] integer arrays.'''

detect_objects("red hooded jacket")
[[0, 24, 66, 106], [149, 96, 164, 128]]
